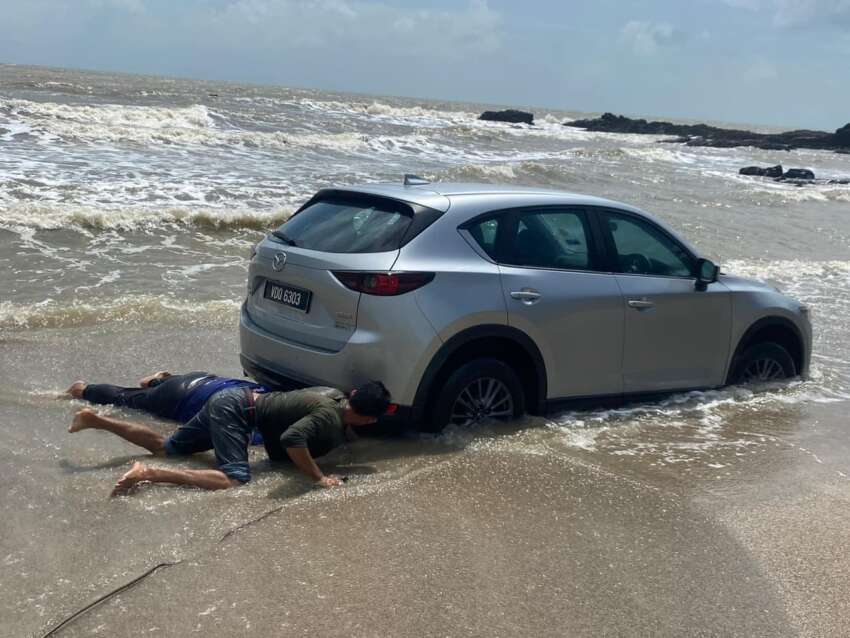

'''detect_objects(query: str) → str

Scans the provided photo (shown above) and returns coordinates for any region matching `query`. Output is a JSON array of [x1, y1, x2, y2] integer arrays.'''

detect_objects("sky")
[[1, 0, 849, 130]]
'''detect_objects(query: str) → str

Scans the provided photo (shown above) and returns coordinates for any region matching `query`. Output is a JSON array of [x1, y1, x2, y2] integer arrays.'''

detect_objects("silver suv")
[[240, 180, 811, 430]]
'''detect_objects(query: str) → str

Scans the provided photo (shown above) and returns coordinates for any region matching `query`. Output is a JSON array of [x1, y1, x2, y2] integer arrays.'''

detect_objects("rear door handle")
[[627, 299, 655, 309], [510, 289, 541, 303]]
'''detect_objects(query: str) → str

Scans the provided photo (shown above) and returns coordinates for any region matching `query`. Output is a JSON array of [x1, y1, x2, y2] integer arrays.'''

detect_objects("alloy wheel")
[[741, 357, 787, 382], [449, 377, 515, 426]]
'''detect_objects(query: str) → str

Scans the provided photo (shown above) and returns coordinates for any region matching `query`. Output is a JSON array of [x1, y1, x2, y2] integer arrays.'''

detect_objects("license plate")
[[263, 281, 312, 313]]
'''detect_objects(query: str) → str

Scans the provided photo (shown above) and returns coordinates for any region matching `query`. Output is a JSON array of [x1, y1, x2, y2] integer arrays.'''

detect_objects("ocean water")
[[2, 64, 850, 636], [2, 63, 848, 421]]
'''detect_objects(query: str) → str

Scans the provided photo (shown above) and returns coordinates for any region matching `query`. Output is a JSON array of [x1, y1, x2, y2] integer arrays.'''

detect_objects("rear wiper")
[[272, 230, 298, 246]]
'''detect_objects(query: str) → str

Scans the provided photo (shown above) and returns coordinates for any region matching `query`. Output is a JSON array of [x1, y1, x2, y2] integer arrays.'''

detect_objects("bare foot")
[[110, 461, 151, 497], [68, 408, 98, 433], [139, 371, 171, 388], [66, 381, 87, 399]]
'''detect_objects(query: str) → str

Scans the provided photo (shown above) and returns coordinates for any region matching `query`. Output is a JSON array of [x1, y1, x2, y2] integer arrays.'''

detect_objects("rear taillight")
[[332, 272, 434, 296]]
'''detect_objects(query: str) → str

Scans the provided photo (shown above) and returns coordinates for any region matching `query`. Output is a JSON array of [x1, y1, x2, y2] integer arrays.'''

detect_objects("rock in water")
[[781, 168, 815, 180], [739, 165, 783, 177], [479, 109, 534, 125]]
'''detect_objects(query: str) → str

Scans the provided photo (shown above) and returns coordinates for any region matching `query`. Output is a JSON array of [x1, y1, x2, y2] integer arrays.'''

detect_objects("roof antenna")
[[403, 174, 430, 186]]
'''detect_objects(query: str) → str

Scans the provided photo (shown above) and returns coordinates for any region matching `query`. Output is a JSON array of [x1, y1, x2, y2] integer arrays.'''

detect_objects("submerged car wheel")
[[731, 342, 796, 384], [431, 358, 525, 431]]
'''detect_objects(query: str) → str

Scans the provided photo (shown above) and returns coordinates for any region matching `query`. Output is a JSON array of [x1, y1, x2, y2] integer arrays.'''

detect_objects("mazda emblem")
[[272, 251, 287, 271]]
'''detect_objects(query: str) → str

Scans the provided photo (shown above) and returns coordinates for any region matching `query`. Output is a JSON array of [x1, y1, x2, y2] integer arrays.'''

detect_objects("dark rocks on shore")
[[479, 109, 534, 125], [740, 165, 783, 177], [565, 112, 850, 154]]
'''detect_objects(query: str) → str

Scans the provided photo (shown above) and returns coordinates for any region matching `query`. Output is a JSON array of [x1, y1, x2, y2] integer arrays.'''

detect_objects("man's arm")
[[286, 447, 341, 487]]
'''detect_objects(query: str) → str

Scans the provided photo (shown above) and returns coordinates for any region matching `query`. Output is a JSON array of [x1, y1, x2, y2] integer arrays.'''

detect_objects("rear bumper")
[[240, 301, 366, 390], [240, 301, 429, 426], [240, 353, 310, 391], [239, 351, 413, 431]]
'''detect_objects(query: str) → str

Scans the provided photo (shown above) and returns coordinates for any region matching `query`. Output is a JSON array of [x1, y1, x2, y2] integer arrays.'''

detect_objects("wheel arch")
[[728, 316, 806, 383], [411, 325, 547, 423]]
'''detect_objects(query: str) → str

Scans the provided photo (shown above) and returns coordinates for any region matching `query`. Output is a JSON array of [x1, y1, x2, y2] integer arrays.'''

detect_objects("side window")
[[503, 209, 592, 270], [604, 212, 693, 277], [467, 216, 500, 260]]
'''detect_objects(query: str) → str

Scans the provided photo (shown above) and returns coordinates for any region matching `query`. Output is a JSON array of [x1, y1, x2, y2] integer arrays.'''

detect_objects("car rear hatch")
[[246, 190, 445, 352]]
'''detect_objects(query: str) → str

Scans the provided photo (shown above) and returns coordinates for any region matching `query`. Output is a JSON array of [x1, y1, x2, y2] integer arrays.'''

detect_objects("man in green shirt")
[[68, 381, 391, 495]]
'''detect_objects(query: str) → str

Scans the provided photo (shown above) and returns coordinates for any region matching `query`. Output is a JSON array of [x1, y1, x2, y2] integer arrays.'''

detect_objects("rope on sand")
[[38, 561, 182, 638], [217, 504, 286, 543], [38, 502, 292, 636]]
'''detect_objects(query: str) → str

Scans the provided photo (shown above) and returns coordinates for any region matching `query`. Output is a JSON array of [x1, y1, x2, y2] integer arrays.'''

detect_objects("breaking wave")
[[432, 160, 583, 188], [0, 97, 382, 152], [723, 259, 850, 300], [0, 296, 241, 331], [295, 98, 476, 128], [0, 97, 214, 134], [0, 202, 290, 233]]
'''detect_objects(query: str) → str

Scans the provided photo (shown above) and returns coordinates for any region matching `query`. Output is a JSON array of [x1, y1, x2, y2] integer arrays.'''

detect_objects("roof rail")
[[403, 174, 430, 186]]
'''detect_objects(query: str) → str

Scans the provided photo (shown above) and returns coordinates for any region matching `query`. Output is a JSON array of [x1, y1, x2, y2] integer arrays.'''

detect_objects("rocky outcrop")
[[740, 165, 783, 177], [835, 123, 850, 147], [565, 113, 850, 154], [479, 109, 534, 125]]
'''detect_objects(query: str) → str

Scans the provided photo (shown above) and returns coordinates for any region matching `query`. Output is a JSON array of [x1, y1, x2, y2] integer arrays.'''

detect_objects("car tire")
[[729, 342, 796, 384], [429, 358, 525, 432]]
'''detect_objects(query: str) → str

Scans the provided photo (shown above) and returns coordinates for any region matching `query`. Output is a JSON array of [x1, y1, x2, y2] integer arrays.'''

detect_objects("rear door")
[[247, 195, 412, 352], [472, 206, 624, 399], [597, 209, 732, 392]]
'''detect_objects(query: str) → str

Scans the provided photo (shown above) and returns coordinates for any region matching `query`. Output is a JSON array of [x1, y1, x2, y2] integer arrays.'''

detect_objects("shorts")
[[163, 387, 253, 483]]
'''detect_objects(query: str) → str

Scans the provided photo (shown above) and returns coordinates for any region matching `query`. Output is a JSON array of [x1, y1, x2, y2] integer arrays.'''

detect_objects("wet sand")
[[3, 325, 849, 637]]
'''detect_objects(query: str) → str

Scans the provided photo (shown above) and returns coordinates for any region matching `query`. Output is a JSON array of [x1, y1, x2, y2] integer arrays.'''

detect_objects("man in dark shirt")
[[67, 381, 391, 495]]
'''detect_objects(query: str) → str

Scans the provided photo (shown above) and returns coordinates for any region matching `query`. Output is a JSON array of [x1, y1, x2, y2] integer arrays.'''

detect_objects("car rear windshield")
[[274, 196, 414, 253]]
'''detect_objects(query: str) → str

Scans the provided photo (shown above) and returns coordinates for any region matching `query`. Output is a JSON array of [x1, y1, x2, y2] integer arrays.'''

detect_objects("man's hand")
[[316, 475, 342, 488], [286, 447, 343, 487]]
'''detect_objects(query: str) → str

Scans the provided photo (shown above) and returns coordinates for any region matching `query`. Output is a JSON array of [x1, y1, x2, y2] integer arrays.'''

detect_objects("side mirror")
[[695, 258, 719, 291]]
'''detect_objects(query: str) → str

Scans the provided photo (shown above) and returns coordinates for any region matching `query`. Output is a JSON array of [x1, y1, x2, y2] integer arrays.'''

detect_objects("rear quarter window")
[[466, 217, 500, 260]]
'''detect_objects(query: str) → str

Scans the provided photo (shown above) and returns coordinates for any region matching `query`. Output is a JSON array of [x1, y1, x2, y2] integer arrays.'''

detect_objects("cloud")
[[619, 20, 683, 56], [87, 0, 147, 12], [721, 0, 761, 9], [0, 0, 503, 65], [199, 0, 502, 57], [721, 0, 850, 29], [773, 0, 850, 28]]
